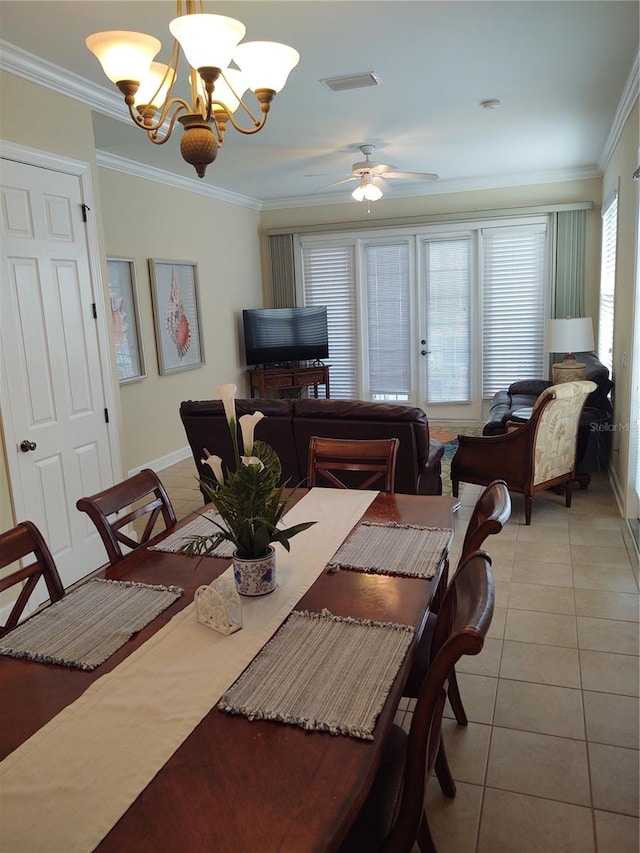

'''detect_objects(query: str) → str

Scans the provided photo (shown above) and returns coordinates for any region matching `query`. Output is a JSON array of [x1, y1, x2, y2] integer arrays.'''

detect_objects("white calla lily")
[[217, 383, 237, 426], [239, 411, 264, 455], [241, 455, 264, 470], [201, 453, 224, 484]]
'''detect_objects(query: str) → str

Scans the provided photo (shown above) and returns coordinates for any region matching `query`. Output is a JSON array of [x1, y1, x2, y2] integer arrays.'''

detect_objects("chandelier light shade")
[[85, 31, 161, 84], [546, 316, 595, 383], [86, 1, 299, 178]]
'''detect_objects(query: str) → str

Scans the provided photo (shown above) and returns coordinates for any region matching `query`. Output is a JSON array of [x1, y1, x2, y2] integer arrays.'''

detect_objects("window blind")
[[301, 242, 357, 398], [598, 191, 618, 376], [364, 243, 411, 399], [423, 236, 472, 403], [482, 224, 548, 396]]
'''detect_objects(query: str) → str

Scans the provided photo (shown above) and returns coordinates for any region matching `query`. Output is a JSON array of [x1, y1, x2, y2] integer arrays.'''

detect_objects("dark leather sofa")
[[483, 351, 613, 436], [180, 397, 445, 497]]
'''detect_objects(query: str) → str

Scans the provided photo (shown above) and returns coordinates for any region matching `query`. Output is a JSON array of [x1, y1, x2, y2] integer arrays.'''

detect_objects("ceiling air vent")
[[320, 72, 381, 93]]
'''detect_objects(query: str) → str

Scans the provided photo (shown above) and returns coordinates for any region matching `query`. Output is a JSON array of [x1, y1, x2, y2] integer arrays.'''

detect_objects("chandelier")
[[86, 1, 299, 178]]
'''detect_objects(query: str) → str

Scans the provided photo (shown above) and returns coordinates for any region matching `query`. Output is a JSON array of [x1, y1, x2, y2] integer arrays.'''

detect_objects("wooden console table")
[[248, 364, 330, 399]]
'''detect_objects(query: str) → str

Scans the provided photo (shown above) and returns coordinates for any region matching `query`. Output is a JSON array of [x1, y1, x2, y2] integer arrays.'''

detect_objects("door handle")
[[20, 440, 37, 452], [420, 350, 431, 356]]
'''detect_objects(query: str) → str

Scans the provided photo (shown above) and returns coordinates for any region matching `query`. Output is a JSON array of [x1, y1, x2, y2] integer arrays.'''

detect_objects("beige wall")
[[600, 99, 639, 505], [260, 178, 603, 324], [98, 170, 263, 472]]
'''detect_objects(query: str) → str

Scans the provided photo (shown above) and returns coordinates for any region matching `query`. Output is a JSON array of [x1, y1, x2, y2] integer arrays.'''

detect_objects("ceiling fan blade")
[[315, 176, 359, 191], [305, 171, 351, 178], [382, 171, 439, 181]]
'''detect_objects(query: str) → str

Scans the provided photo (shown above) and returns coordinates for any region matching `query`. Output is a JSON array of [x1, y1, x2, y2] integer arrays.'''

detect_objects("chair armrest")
[[451, 419, 538, 488]]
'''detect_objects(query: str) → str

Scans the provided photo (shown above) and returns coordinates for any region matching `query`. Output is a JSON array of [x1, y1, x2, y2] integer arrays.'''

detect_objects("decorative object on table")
[[178, 383, 316, 595], [149, 259, 204, 375], [0, 578, 182, 671], [546, 316, 594, 383], [195, 577, 242, 635], [107, 257, 145, 383]]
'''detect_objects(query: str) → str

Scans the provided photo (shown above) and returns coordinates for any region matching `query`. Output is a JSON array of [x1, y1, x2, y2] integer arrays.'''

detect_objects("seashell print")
[[166, 269, 191, 359], [110, 295, 128, 351]]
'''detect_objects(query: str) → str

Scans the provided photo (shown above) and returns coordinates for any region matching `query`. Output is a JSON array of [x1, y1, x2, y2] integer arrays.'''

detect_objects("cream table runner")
[[0, 488, 376, 853]]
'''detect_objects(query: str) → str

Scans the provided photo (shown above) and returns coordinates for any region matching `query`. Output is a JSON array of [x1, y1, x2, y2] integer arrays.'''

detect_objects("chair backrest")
[[307, 436, 400, 492], [462, 479, 512, 560], [531, 380, 596, 485], [383, 551, 494, 852], [76, 469, 177, 566], [0, 520, 65, 636]]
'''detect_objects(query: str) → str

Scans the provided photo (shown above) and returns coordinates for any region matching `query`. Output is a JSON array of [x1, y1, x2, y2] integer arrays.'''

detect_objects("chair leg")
[[524, 495, 532, 525], [447, 668, 468, 726], [417, 811, 437, 853], [565, 477, 574, 508], [434, 741, 456, 799]]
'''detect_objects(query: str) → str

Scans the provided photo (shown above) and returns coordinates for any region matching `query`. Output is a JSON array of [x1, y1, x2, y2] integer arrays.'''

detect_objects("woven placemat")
[[327, 521, 452, 579], [218, 609, 414, 740], [151, 510, 235, 558], [0, 578, 183, 671]]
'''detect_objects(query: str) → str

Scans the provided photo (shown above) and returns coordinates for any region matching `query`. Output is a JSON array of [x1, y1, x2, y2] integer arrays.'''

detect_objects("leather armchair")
[[451, 380, 596, 524]]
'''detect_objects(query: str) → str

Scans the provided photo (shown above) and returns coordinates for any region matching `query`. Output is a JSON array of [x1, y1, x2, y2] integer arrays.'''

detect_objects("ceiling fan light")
[[135, 62, 176, 107], [169, 14, 245, 70], [86, 31, 160, 84], [352, 184, 366, 202], [233, 41, 300, 92], [364, 183, 383, 201]]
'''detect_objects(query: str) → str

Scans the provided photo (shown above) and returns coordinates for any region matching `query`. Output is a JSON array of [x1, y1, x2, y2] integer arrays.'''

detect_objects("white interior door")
[[1, 156, 117, 592]]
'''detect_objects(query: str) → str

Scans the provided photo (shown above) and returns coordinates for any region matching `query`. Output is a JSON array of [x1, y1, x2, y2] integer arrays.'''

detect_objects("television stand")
[[248, 364, 330, 399]]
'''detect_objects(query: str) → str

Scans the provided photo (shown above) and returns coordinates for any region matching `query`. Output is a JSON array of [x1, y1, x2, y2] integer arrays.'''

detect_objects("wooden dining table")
[[0, 490, 457, 853]]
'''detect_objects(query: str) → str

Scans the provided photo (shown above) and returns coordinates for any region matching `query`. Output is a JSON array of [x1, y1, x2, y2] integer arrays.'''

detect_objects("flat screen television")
[[242, 307, 329, 366]]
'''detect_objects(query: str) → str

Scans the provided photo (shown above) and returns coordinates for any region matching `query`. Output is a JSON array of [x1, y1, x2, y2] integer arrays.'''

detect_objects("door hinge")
[[81, 203, 91, 222], [104, 408, 109, 424], [92, 302, 97, 319]]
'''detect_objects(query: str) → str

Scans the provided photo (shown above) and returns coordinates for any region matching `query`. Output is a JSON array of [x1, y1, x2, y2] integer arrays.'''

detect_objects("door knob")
[[421, 350, 431, 356], [20, 440, 37, 452]]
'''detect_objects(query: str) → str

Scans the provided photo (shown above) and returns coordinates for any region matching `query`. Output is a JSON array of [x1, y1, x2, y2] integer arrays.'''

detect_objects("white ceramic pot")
[[232, 546, 277, 596]]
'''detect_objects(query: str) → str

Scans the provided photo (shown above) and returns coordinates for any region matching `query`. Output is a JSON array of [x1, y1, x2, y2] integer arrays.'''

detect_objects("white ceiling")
[[1, 1, 638, 207]]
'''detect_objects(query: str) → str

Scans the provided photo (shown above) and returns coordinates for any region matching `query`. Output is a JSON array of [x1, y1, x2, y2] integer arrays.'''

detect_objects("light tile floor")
[[158, 458, 639, 853]]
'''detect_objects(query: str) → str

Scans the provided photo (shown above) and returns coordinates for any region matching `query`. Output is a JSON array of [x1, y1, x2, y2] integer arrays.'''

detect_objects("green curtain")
[[268, 234, 296, 307], [554, 209, 585, 319]]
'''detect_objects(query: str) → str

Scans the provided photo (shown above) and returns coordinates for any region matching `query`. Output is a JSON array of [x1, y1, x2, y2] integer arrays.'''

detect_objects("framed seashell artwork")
[[149, 258, 204, 375]]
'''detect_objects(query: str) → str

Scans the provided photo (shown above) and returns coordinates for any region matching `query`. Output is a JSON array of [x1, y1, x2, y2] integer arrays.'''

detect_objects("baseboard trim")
[[128, 446, 193, 478]]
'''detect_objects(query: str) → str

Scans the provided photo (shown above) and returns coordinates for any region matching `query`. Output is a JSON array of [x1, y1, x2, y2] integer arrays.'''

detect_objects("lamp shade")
[[209, 69, 248, 114], [169, 14, 245, 70], [232, 41, 300, 92], [546, 317, 594, 354], [86, 31, 160, 84], [135, 62, 176, 108]]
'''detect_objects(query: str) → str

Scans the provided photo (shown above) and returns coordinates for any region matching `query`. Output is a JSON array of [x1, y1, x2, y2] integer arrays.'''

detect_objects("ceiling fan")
[[311, 144, 438, 201]]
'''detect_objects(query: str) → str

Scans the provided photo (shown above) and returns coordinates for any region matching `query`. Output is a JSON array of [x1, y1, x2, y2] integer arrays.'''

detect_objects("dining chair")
[[307, 436, 400, 493], [340, 551, 494, 853], [0, 520, 65, 637], [451, 380, 596, 524], [76, 468, 177, 566], [409, 479, 510, 724]]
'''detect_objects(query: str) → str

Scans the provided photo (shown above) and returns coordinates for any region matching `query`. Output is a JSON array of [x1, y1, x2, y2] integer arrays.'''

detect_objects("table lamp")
[[546, 317, 594, 383]]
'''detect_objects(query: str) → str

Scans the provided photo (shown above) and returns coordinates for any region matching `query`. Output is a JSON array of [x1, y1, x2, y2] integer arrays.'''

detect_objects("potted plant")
[[179, 384, 315, 595]]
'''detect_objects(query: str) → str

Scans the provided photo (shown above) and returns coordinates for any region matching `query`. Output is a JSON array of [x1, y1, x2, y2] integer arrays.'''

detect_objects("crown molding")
[[95, 152, 261, 209], [0, 39, 125, 121], [261, 166, 602, 211], [599, 51, 640, 173]]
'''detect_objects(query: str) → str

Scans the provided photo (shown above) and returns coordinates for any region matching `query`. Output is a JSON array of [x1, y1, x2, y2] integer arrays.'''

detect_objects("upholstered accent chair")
[[451, 380, 596, 524]]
